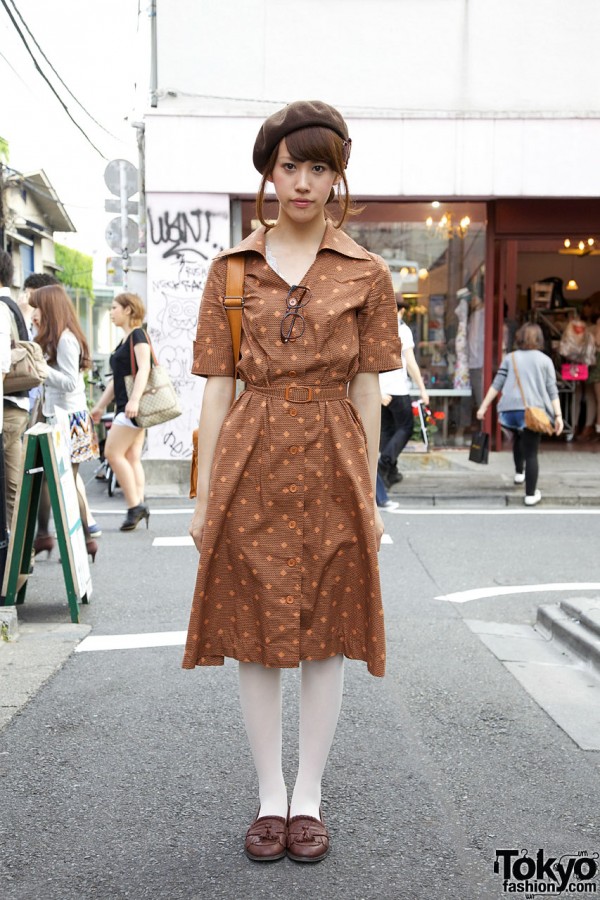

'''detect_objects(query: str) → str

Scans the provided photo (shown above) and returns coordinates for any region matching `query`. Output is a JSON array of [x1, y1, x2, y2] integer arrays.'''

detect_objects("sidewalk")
[[386, 446, 600, 507]]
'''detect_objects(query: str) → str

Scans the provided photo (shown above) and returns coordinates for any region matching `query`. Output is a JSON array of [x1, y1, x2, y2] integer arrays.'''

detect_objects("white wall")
[[146, 0, 600, 199], [145, 112, 600, 198], [157, 0, 600, 115]]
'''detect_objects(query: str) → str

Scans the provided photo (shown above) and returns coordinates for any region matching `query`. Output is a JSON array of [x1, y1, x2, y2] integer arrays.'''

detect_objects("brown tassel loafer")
[[244, 811, 287, 862], [287, 807, 330, 863]]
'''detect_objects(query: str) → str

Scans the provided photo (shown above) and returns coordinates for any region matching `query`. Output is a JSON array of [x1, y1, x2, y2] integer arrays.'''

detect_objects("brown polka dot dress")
[[182, 222, 402, 677]]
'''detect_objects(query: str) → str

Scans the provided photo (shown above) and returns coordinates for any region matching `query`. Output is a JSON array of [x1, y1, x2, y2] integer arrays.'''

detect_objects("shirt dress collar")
[[219, 219, 372, 262]]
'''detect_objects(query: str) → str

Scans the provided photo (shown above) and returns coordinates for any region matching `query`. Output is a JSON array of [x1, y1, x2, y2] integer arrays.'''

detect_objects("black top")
[[110, 328, 149, 414]]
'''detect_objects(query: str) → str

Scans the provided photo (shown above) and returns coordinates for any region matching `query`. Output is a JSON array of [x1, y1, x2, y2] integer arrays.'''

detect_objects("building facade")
[[141, 0, 600, 456]]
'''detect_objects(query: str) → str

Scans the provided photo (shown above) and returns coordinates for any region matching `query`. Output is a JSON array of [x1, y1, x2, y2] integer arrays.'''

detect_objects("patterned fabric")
[[183, 221, 402, 677], [69, 409, 99, 464]]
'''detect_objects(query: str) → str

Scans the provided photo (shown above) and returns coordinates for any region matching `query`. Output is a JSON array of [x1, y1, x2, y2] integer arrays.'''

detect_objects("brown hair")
[[114, 292, 145, 327], [30, 284, 91, 369], [256, 126, 360, 230], [515, 322, 544, 351]]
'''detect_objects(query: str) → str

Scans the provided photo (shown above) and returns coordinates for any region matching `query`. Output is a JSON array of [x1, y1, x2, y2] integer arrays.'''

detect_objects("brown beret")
[[253, 100, 351, 174]]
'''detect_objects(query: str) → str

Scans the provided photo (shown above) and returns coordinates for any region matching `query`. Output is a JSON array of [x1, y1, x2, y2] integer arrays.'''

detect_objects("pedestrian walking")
[[29, 285, 99, 560], [0, 250, 30, 530], [90, 293, 151, 532], [378, 299, 429, 488], [477, 322, 564, 506], [184, 100, 401, 863]]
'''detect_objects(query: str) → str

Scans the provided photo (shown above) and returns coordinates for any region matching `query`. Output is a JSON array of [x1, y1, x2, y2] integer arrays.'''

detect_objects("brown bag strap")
[[511, 352, 528, 407], [129, 329, 156, 376], [223, 254, 245, 403]]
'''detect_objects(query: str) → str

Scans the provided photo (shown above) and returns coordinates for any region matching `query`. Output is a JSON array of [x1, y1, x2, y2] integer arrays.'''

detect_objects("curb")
[[392, 493, 600, 508], [536, 598, 600, 676], [0, 621, 91, 732]]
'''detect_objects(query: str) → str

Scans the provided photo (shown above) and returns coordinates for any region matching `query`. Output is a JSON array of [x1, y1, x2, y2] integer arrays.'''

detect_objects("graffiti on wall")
[[145, 193, 230, 460]]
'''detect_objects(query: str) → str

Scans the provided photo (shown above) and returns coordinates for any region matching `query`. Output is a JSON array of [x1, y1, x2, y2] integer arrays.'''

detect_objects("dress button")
[[286, 595, 294, 604], [289, 445, 298, 454], [288, 370, 297, 377], [289, 408, 297, 417], [289, 484, 298, 493], [287, 558, 297, 567], [289, 520, 296, 529]]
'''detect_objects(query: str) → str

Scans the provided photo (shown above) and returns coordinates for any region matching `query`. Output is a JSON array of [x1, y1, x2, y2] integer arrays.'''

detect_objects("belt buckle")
[[285, 385, 313, 403]]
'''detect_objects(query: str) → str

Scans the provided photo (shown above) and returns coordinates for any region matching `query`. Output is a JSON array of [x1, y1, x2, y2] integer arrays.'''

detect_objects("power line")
[[0, 0, 107, 159], [6, 0, 119, 140]]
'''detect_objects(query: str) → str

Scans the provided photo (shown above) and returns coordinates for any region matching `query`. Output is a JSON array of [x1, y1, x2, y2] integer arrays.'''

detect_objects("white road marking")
[[389, 508, 600, 515], [153, 536, 194, 546], [90, 507, 193, 516], [435, 582, 600, 603], [76, 631, 187, 652], [381, 534, 393, 544]]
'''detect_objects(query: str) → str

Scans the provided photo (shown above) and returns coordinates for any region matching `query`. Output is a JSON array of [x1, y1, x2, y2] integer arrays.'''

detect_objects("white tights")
[[238, 654, 345, 821]]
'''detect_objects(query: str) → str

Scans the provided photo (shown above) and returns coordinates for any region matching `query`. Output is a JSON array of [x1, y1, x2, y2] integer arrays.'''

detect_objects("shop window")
[[346, 202, 487, 445]]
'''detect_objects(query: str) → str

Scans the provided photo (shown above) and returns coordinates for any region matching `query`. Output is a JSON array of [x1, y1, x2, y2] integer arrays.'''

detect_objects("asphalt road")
[[2, 481, 600, 900]]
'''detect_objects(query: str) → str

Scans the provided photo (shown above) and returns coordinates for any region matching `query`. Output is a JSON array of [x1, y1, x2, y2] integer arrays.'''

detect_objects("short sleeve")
[[357, 255, 403, 373], [131, 327, 149, 347], [191, 257, 235, 377]]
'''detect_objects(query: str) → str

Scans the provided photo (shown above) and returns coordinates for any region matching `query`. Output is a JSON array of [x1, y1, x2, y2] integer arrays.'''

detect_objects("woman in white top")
[[30, 285, 99, 560]]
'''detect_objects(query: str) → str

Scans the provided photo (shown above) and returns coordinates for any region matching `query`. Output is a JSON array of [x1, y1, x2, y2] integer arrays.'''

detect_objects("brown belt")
[[245, 383, 347, 403]]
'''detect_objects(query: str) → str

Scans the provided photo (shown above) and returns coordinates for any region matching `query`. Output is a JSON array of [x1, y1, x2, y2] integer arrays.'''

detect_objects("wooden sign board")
[[0, 420, 92, 623]]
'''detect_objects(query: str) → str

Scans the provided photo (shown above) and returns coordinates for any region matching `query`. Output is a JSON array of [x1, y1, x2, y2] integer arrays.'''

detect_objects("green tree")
[[0, 136, 8, 162], [54, 243, 94, 297]]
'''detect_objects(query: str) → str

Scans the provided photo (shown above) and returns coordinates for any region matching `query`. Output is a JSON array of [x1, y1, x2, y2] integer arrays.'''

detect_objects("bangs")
[[285, 126, 344, 172]]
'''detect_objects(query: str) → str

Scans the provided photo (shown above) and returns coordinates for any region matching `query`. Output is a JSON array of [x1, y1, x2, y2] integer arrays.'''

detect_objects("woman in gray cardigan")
[[477, 323, 563, 506]]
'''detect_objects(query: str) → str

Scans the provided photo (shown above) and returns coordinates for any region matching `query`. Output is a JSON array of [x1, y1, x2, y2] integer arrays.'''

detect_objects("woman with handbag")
[[90, 293, 151, 531], [184, 100, 402, 863], [29, 285, 99, 560], [476, 322, 564, 506]]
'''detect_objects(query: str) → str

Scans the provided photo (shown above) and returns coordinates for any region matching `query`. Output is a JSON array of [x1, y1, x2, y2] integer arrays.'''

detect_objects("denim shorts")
[[499, 409, 525, 431]]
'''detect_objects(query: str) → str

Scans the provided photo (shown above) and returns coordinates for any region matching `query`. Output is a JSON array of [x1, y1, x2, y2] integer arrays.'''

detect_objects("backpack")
[[0, 296, 48, 395]]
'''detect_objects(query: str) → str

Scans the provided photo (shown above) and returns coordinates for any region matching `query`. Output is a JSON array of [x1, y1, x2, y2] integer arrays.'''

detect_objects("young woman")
[[477, 322, 564, 505], [90, 293, 151, 531], [29, 285, 99, 559], [183, 101, 402, 863]]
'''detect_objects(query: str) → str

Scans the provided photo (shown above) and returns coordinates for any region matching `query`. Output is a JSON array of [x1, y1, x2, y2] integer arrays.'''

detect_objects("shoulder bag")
[[124, 330, 182, 428], [469, 430, 489, 464], [512, 352, 554, 435], [1, 296, 48, 393], [190, 255, 244, 498]]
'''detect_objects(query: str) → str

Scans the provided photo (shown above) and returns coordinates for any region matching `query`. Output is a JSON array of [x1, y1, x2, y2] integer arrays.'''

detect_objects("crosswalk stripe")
[[153, 536, 194, 547], [76, 631, 187, 652]]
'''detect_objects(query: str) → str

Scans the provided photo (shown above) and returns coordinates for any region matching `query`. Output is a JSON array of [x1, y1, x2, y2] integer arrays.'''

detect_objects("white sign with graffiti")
[[145, 193, 230, 459]]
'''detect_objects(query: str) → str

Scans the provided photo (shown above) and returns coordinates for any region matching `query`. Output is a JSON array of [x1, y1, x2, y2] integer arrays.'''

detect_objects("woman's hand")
[[476, 405, 486, 420], [381, 393, 392, 407], [189, 500, 208, 552], [374, 508, 385, 551], [90, 406, 103, 425], [125, 399, 139, 420], [555, 415, 564, 436]]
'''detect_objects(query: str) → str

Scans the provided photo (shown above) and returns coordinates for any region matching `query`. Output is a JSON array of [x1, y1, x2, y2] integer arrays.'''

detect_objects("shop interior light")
[[431, 200, 440, 208], [425, 216, 433, 227], [566, 279, 579, 291], [559, 237, 599, 255], [418, 267, 429, 279]]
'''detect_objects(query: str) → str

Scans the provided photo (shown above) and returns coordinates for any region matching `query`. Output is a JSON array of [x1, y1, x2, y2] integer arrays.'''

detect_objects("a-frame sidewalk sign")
[[0, 417, 92, 623]]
